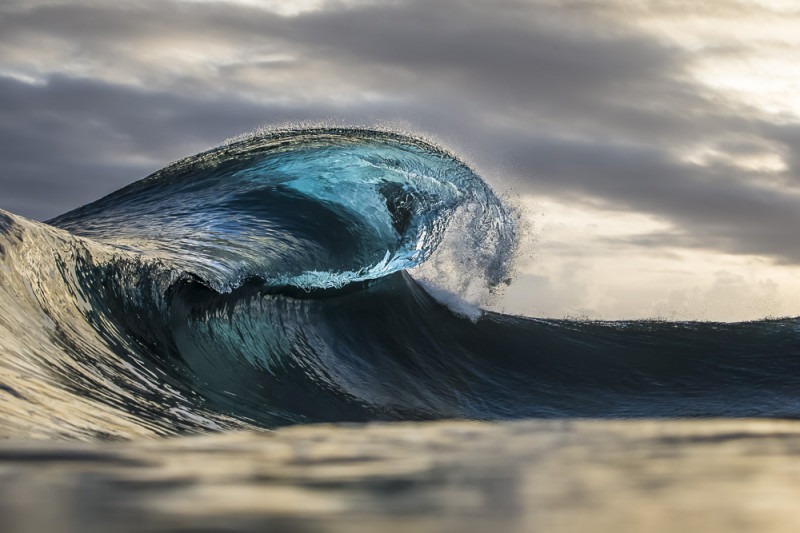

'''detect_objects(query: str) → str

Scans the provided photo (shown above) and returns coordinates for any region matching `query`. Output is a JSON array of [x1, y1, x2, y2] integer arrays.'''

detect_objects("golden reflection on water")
[[3, 418, 800, 532]]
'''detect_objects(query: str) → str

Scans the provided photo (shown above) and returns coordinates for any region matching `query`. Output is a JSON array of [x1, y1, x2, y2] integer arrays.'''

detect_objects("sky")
[[1, 0, 799, 321]]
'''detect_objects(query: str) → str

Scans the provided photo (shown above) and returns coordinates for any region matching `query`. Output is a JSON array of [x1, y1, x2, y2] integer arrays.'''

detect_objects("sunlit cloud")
[[506, 195, 800, 321]]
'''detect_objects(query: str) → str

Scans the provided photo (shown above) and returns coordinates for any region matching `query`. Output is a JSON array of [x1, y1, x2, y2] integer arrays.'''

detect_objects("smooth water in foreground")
[[4, 419, 800, 533]]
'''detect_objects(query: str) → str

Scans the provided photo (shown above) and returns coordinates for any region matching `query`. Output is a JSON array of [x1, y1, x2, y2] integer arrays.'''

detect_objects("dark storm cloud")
[[0, 74, 388, 219], [768, 124, 800, 180], [0, 0, 797, 263], [0, 0, 740, 142], [0, 75, 254, 219]]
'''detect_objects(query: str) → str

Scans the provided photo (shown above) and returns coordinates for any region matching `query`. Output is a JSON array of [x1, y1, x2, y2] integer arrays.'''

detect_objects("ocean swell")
[[2, 128, 800, 440]]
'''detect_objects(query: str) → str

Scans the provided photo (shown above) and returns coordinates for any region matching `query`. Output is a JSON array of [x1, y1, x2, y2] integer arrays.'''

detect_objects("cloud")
[[0, 74, 346, 219], [0, 0, 798, 273], [510, 133, 799, 243]]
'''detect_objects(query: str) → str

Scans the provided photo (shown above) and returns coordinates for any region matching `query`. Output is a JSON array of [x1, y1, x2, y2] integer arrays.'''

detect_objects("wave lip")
[[49, 128, 516, 293]]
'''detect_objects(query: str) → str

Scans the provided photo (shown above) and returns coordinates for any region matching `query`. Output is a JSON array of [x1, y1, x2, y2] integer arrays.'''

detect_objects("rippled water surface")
[[4, 419, 800, 533]]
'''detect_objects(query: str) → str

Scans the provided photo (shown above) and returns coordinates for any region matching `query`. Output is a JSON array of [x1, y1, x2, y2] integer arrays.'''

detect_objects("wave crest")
[[49, 128, 517, 293]]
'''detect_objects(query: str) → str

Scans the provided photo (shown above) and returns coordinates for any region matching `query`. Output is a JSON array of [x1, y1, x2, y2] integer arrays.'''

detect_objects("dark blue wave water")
[[2, 128, 800, 439]]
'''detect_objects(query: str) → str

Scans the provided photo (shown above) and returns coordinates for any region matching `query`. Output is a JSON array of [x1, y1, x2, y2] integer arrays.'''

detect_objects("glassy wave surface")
[[2, 128, 800, 439]]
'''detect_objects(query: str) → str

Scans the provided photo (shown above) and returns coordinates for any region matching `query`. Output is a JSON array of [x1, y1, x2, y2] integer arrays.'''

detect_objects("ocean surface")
[[2, 128, 800, 531]]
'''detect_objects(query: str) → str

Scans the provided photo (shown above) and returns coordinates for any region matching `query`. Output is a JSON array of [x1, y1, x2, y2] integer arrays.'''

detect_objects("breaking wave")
[[2, 128, 800, 440]]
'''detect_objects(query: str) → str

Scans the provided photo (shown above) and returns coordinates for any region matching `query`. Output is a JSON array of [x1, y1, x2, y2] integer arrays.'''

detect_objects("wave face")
[[2, 128, 800, 439]]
